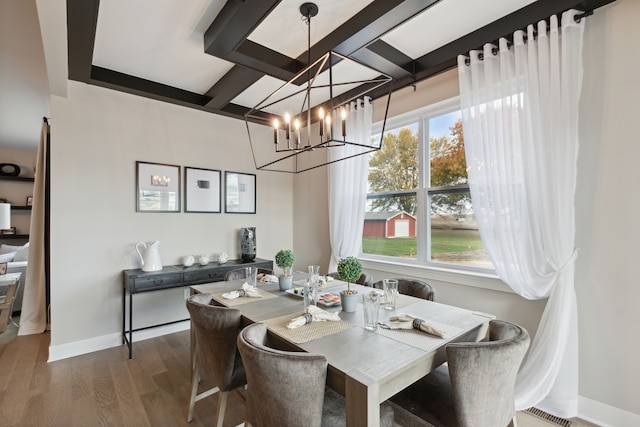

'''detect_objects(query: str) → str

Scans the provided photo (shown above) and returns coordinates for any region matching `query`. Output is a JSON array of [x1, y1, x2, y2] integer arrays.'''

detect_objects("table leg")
[[128, 288, 133, 359], [345, 372, 380, 427]]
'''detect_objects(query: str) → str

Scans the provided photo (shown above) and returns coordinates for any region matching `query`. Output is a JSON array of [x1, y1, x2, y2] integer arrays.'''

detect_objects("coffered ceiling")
[[0, 0, 616, 149]]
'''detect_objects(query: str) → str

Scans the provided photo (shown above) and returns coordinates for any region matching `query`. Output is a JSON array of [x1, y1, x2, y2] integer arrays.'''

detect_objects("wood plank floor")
[[0, 325, 245, 427]]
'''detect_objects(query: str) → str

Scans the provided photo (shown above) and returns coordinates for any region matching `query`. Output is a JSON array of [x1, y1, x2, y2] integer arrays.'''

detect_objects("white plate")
[[285, 289, 341, 306]]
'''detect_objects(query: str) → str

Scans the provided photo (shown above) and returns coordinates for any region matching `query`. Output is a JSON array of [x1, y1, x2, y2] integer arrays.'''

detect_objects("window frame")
[[361, 96, 495, 275]]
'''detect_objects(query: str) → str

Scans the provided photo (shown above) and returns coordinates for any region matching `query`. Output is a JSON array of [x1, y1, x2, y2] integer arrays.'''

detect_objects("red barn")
[[363, 211, 416, 238]]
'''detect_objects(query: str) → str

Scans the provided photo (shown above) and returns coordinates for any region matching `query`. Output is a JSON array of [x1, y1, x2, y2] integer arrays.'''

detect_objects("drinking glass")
[[363, 292, 380, 331], [304, 265, 320, 308], [383, 279, 398, 310], [246, 267, 258, 288]]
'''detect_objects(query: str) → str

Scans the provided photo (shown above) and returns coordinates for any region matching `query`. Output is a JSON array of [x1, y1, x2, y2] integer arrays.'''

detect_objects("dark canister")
[[240, 227, 256, 261]]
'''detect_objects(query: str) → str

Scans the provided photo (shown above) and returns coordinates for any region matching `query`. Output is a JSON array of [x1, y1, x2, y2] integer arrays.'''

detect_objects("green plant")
[[337, 256, 362, 293], [275, 249, 295, 277]]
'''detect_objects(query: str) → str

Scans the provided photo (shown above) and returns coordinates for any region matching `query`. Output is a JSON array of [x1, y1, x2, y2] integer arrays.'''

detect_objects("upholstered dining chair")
[[237, 322, 395, 427], [390, 320, 530, 427], [223, 267, 273, 281], [373, 278, 435, 301], [186, 293, 247, 426], [327, 271, 374, 287]]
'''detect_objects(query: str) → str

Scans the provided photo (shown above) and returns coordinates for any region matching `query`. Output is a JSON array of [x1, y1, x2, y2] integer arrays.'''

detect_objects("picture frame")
[[225, 171, 256, 214], [1, 227, 16, 235], [136, 161, 181, 212], [26, 196, 33, 207], [184, 167, 221, 213], [0, 262, 6, 275]]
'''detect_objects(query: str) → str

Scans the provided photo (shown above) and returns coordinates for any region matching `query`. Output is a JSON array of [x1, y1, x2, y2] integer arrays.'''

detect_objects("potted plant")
[[337, 256, 362, 312], [275, 249, 295, 290]]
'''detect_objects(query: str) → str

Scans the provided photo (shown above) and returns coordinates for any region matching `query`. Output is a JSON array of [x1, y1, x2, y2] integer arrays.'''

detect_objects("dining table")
[[191, 274, 493, 427]]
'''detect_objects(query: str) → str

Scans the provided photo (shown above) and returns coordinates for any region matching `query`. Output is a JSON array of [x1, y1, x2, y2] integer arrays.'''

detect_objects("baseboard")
[[579, 395, 640, 427], [48, 320, 191, 362]]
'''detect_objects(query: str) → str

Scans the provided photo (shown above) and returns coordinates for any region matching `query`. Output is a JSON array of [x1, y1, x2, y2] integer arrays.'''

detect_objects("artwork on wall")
[[136, 161, 181, 212], [184, 167, 221, 213], [225, 171, 256, 214]]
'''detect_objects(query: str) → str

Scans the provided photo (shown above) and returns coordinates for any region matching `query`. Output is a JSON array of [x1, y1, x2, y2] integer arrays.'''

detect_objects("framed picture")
[[26, 196, 33, 207], [0, 262, 6, 275], [225, 171, 256, 214], [184, 167, 221, 213], [136, 161, 181, 212]]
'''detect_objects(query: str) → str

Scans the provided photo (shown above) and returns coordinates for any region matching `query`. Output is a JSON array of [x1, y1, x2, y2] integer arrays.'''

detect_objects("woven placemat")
[[211, 288, 278, 307], [263, 312, 356, 344], [375, 320, 462, 353]]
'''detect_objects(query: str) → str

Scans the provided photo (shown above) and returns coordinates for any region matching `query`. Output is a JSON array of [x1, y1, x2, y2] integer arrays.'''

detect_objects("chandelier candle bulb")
[[326, 115, 332, 141], [285, 113, 291, 141], [319, 108, 325, 137], [341, 108, 347, 138], [294, 118, 301, 148]]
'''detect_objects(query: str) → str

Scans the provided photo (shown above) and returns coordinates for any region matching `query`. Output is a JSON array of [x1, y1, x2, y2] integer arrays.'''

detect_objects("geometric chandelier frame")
[[244, 3, 393, 174]]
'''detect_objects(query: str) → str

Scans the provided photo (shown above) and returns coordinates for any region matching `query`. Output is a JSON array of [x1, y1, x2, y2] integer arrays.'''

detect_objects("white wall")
[[49, 81, 292, 354], [575, 0, 640, 421]]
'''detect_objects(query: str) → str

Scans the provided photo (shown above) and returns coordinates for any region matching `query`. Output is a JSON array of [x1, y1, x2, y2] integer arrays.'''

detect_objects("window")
[[362, 98, 492, 270]]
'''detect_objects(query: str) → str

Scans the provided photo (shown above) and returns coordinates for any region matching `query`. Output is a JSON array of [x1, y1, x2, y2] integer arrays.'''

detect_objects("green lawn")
[[362, 229, 485, 257]]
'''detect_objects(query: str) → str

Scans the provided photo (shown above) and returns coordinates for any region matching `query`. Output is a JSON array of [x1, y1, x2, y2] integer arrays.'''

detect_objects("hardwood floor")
[[0, 325, 245, 426]]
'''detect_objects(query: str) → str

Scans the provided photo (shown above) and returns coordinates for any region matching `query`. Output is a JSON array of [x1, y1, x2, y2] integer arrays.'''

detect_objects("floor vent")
[[525, 407, 572, 427]]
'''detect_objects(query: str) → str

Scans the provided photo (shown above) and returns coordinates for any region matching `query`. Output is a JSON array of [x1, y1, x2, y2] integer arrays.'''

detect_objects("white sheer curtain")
[[19, 119, 49, 335], [327, 97, 373, 272], [458, 11, 584, 417]]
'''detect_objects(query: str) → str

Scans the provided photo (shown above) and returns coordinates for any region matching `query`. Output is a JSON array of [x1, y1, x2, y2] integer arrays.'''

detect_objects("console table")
[[122, 257, 272, 358]]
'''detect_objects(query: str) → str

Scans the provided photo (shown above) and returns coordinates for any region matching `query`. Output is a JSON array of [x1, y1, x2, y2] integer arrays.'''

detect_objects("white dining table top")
[[191, 277, 492, 427]]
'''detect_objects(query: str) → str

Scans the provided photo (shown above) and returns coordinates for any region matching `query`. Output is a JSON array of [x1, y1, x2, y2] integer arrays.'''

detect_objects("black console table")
[[122, 257, 273, 358]]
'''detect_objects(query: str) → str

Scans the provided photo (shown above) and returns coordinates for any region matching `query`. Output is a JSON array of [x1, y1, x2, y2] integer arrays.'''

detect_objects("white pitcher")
[[136, 241, 163, 272]]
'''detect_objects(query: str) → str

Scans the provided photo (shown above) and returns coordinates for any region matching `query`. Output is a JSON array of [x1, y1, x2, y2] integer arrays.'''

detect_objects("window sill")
[[359, 257, 512, 294]]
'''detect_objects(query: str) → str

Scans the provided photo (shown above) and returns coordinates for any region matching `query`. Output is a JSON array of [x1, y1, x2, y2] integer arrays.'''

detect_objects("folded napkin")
[[221, 282, 262, 299], [258, 273, 278, 283], [286, 305, 341, 329], [379, 313, 445, 338]]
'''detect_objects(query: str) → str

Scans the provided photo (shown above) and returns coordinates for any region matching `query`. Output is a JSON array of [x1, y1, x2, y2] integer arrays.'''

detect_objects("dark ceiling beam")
[[204, 65, 262, 110], [365, 0, 618, 102], [350, 40, 414, 79], [67, 0, 100, 82]]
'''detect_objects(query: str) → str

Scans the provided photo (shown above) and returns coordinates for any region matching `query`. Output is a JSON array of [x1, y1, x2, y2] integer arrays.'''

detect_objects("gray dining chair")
[[373, 278, 435, 301], [390, 320, 530, 427], [186, 293, 247, 426], [327, 271, 373, 287], [237, 322, 395, 427], [223, 267, 273, 281]]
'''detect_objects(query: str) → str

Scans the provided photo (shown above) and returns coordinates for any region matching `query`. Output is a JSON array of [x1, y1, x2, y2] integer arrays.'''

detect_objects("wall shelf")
[[0, 234, 29, 240], [0, 176, 35, 182]]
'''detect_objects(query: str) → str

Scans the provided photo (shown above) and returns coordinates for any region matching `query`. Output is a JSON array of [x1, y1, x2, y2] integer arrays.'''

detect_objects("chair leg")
[[187, 365, 201, 422], [216, 391, 230, 427]]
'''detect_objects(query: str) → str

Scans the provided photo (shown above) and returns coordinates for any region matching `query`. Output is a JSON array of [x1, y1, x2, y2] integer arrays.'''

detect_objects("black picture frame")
[[225, 171, 256, 214], [136, 161, 181, 212], [184, 167, 222, 213]]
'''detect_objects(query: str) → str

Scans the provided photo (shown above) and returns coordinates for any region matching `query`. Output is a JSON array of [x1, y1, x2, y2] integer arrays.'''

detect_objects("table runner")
[[211, 288, 279, 307], [263, 311, 356, 344], [374, 319, 463, 353]]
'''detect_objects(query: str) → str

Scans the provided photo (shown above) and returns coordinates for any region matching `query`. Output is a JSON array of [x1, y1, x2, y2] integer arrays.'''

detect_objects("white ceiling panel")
[[93, 0, 233, 94], [248, 0, 373, 59], [381, 0, 538, 59]]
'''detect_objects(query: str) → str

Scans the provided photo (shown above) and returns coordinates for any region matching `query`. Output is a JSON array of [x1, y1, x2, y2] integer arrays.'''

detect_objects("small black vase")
[[240, 227, 256, 261]]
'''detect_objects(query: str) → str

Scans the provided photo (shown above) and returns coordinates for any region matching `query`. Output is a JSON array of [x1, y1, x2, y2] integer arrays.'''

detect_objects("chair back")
[[373, 278, 435, 301], [224, 267, 273, 281], [327, 271, 373, 287], [446, 320, 530, 427], [237, 323, 328, 427], [186, 294, 246, 392]]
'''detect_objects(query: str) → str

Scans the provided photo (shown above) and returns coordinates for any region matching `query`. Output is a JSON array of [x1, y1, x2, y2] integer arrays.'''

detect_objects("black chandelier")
[[244, 2, 392, 173]]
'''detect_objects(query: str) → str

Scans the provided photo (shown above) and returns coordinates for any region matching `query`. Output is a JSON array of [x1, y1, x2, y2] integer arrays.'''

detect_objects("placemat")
[[263, 311, 356, 344], [375, 319, 463, 353], [211, 288, 278, 307]]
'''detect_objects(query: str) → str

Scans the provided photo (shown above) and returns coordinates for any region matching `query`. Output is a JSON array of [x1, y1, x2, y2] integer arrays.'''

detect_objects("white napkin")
[[379, 313, 446, 338], [258, 273, 278, 283], [286, 305, 341, 329], [221, 282, 262, 299]]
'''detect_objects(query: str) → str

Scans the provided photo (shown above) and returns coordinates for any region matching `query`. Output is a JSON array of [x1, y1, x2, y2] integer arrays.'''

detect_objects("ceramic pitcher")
[[136, 241, 162, 272]]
